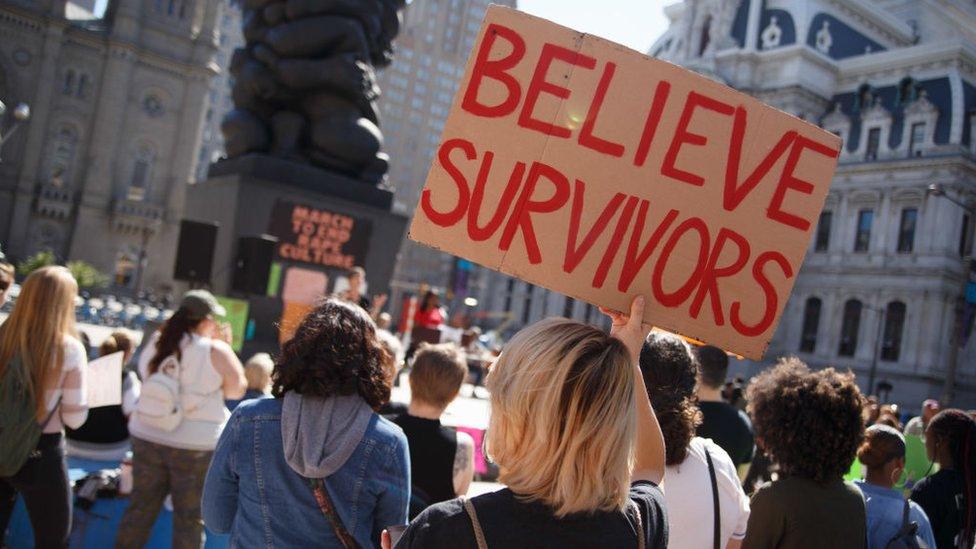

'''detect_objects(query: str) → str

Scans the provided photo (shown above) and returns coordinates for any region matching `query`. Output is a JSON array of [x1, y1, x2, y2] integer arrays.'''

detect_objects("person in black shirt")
[[65, 331, 140, 460], [910, 409, 976, 549], [392, 343, 474, 518], [694, 345, 754, 476], [388, 297, 669, 549]]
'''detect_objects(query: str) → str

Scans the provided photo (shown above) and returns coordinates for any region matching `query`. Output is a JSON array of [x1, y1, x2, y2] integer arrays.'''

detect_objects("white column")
[[832, 191, 849, 257], [743, 0, 763, 52], [875, 190, 892, 254]]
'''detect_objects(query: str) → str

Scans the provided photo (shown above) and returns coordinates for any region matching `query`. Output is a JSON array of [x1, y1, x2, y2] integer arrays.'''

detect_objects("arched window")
[[838, 299, 862, 356], [881, 301, 906, 362], [48, 126, 78, 187], [800, 297, 822, 352], [127, 145, 155, 201], [77, 74, 90, 99], [114, 249, 138, 288], [62, 70, 76, 95], [698, 16, 712, 56]]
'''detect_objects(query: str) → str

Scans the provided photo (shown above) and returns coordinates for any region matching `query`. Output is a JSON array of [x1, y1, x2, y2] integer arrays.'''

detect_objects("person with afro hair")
[[741, 357, 867, 549]]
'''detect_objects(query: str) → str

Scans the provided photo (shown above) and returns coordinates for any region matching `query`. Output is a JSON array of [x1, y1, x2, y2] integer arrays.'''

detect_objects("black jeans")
[[0, 433, 72, 548]]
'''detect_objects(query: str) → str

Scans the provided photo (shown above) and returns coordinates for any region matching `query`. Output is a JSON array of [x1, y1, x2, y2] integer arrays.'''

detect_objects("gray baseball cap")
[[180, 290, 226, 319]]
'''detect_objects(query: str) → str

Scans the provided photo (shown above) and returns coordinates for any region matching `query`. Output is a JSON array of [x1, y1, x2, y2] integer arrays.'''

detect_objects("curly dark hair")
[[639, 333, 702, 465], [747, 357, 865, 484], [272, 297, 392, 411]]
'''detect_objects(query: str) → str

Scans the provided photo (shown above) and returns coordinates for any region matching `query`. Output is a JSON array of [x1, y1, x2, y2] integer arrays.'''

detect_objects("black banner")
[[267, 200, 372, 270]]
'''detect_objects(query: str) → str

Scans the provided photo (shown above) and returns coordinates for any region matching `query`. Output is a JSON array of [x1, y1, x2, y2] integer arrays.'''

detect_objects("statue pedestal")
[[185, 155, 408, 354]]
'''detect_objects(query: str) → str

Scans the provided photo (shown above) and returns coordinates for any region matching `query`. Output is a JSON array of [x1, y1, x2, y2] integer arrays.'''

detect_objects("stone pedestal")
[[185, 155, 408, 355]]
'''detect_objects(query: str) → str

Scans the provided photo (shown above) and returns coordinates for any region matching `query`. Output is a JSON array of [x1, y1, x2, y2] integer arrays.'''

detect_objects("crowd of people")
[[0, 260, 975, 549]]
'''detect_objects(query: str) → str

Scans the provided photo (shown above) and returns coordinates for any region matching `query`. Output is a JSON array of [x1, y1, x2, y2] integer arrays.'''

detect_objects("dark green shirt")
[[742, 476, 866, 549]]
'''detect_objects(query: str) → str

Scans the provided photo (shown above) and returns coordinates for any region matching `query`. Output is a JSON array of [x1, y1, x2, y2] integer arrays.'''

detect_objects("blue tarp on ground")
[[4, 457, 229, 548]]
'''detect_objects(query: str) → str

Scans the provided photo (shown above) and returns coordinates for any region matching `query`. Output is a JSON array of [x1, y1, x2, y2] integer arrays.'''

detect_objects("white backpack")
[[136, 356, 184, 431]]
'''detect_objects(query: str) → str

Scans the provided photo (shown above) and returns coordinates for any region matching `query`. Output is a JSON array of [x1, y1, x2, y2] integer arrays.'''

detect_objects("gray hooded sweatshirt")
[[281, 391, 375, 479]]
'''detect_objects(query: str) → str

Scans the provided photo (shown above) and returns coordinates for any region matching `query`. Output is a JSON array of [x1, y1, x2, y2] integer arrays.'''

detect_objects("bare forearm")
[[632, 363, 666, 484]]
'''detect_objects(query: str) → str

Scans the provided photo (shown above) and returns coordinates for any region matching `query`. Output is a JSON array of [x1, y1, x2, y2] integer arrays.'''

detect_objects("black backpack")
[[885, 500, 922, 549]]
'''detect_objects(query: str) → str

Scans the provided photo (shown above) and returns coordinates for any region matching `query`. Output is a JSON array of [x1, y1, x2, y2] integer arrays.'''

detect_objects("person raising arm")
[[602, 296, 667, 486]]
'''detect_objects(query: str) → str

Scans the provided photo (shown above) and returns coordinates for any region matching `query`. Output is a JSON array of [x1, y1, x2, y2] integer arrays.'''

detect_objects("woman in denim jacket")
[[203, 298, 410, 547]]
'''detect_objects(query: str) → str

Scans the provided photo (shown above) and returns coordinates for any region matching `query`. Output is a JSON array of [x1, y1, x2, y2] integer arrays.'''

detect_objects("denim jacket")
[[202, 398, 410, 548]]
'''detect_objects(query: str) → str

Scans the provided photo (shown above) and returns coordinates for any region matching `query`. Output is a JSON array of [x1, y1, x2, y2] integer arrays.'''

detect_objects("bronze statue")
[[222, 0, 406, 185]]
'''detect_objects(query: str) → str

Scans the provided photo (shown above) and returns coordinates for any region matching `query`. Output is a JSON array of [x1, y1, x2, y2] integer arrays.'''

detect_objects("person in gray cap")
[[119, 289, 246, 548]]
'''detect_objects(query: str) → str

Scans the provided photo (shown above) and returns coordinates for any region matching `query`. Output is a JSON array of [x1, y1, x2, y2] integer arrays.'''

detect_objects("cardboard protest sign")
[[408, 6, 841, 358], [216, 296, 250, 353], [87, 351, 124, 408]]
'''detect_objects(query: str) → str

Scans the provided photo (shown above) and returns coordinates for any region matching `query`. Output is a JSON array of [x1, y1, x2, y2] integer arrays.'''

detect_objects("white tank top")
[[129, 334, 229, 451]]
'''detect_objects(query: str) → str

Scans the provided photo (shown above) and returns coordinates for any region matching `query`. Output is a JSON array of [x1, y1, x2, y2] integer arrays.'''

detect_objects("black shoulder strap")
[[40, 395, 63, 430], [705, 449, 721, 549], [902, 499, 910, 527]]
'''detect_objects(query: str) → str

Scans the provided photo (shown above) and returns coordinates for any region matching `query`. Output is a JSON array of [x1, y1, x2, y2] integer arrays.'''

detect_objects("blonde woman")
[[391, 296, 668, 548], [0, 266, 88, 547], [226, 352, 274, 411]]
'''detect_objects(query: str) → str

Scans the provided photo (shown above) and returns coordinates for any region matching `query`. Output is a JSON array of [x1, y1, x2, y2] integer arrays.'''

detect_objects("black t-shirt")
[[910, 469, 966, 549], [380, 401, 408, 418], [397, 481, 668, 548], [697, 401, 755, 467], [392, 413, 459, 519]]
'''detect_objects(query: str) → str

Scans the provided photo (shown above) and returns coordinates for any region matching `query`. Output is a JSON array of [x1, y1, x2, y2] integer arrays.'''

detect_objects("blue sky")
[[93, 0, 670, 53], [519, 0, 670, 53]]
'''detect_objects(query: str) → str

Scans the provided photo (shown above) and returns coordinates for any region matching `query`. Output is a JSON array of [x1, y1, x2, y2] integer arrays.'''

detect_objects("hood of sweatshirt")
[[281, 391, 374, 479]]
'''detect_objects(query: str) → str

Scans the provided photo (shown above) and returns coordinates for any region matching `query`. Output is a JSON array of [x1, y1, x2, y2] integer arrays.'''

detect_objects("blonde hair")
[[0, 266, 79, 419], [409, 343, 467, 408], [244, 352, 273, 393], [485, 318, 635, 517]]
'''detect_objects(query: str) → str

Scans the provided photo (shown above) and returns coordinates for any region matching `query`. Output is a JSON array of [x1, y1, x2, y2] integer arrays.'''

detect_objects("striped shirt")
[[41, 335, 89, 433]]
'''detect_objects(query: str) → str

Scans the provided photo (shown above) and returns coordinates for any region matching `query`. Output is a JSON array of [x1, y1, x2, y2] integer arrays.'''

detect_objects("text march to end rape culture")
[[409, 6, 841, 359]]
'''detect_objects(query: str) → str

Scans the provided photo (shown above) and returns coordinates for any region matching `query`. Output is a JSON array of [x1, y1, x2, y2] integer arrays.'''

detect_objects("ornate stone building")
[[0, 0, 219, 293], [649, 0, 976, 407]]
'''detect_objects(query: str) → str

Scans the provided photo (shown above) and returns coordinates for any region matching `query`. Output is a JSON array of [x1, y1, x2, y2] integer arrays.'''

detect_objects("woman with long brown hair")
[[0, 266, 88, 548], [117, 290, 245, 549]]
